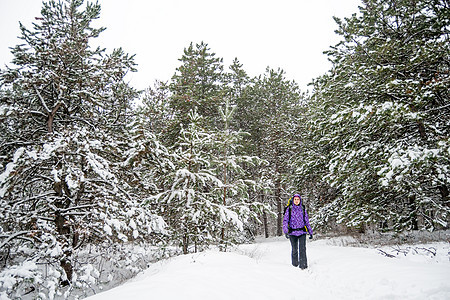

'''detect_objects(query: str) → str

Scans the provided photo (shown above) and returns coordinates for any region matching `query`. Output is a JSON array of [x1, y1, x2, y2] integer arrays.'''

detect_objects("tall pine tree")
[[167, 42, 224, 142], [303, 0, 449, 232], [238, 68, 302, 236], [0, 1, 166, 297]]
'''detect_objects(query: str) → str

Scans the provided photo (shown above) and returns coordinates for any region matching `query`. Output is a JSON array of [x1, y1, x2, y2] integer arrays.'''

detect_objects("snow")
[[41, 140, 66, 160], [48, 243, 63, 257], [85, 152, 117, 185], [0, 147, 25, 197], [0, 105, 7, 116], [65, 173, 78, 191], [390, 158, 404, 169], [378, 142, 447, 187], [103, 224, 112, 236], [79, 264, 100, 285], [382, 101, 393, 110], [107, 218, 123, 231], [26, 150, 37, 160], [85, 237, 450, 300], [0, 163, 15, 197], [344, 82, 354, 88], [219, 206, 244, 231], [0, 261, 37, 293], [51, 168, 61, 183], [129, 219, 137, 230]]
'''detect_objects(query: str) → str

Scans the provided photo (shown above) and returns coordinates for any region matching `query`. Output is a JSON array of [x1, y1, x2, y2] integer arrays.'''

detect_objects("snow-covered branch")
[[0, 231, 35, 249], [33, 85, 50, 114]]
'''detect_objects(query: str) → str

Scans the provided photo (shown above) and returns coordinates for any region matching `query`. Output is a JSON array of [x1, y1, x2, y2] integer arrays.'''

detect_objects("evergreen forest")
[[0, 0, 448, 298]]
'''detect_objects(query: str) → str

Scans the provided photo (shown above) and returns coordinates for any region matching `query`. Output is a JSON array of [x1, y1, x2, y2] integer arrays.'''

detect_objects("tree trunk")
[[263, 210, 269, 238], [60, 258, 73, 286], [183, 234, 189, 254], [417, 121, 426, 139], [438, 184, 448, 201], [221, 157, 227, 246], [54, 180, 73, 285], [261, 194, 269, 238], [409, 195, 419, 230], [275, 175, 282, 236], [47, 102, 63, 134]]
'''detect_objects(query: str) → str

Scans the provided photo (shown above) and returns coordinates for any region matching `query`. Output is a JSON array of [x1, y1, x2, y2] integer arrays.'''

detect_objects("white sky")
[[0, 0, 361, 91]]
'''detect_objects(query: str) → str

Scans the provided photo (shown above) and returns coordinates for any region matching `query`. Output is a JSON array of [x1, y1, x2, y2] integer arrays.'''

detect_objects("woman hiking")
[[282, 193, 313, 269]]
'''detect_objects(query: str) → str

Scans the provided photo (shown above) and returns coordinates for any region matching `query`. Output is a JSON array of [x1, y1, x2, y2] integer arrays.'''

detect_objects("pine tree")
[[238, 68, 302, 236], [149, 111, 222, 254], [305, 0, 449, 232], [0, 1, 165, 297], [223, 58, 252, 132], [140, 80, 172, 138], [167, 42, 224, 141], [213, 98, 263, 249]]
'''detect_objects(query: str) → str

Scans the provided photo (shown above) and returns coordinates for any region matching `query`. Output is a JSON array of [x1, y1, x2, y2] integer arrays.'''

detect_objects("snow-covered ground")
[[86, 236, 450, 300]]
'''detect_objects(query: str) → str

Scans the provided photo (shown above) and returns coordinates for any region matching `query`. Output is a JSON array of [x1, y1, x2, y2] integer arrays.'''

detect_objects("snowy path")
[[87, 237, 450, 300]]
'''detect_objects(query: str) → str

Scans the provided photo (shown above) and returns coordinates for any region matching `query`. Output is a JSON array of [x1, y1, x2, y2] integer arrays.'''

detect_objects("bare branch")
[[377, 249, 396, 258]]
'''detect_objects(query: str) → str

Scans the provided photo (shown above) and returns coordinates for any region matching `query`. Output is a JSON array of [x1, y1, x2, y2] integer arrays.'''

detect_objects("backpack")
[[284, 197, 308, 233]]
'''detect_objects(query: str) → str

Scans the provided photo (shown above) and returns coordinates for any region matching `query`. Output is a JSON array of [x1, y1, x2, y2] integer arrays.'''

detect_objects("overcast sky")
[[0, 0, 362, 91]]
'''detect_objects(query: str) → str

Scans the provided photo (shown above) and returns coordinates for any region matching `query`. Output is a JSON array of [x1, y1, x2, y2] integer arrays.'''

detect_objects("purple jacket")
[[282, 201, 313, 236]]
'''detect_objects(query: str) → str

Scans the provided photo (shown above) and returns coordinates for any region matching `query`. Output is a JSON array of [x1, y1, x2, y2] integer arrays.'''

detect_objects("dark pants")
[[289, 234, 307, 269]]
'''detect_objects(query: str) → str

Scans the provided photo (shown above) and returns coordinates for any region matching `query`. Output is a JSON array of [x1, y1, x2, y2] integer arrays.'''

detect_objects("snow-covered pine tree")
[[0, 1, 166, 298], [149, 110, 223, 254], [222, 60, 277, 238], [305, 0, 449, 232], [290, 92, 340, 233], [213, 98, 264, 249], [239, 68, 302, 236], [167, 42, 225, 142]]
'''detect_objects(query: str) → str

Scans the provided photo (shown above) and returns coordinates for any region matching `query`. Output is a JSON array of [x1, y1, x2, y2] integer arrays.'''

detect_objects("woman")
[[282, 193, 313, 269]]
